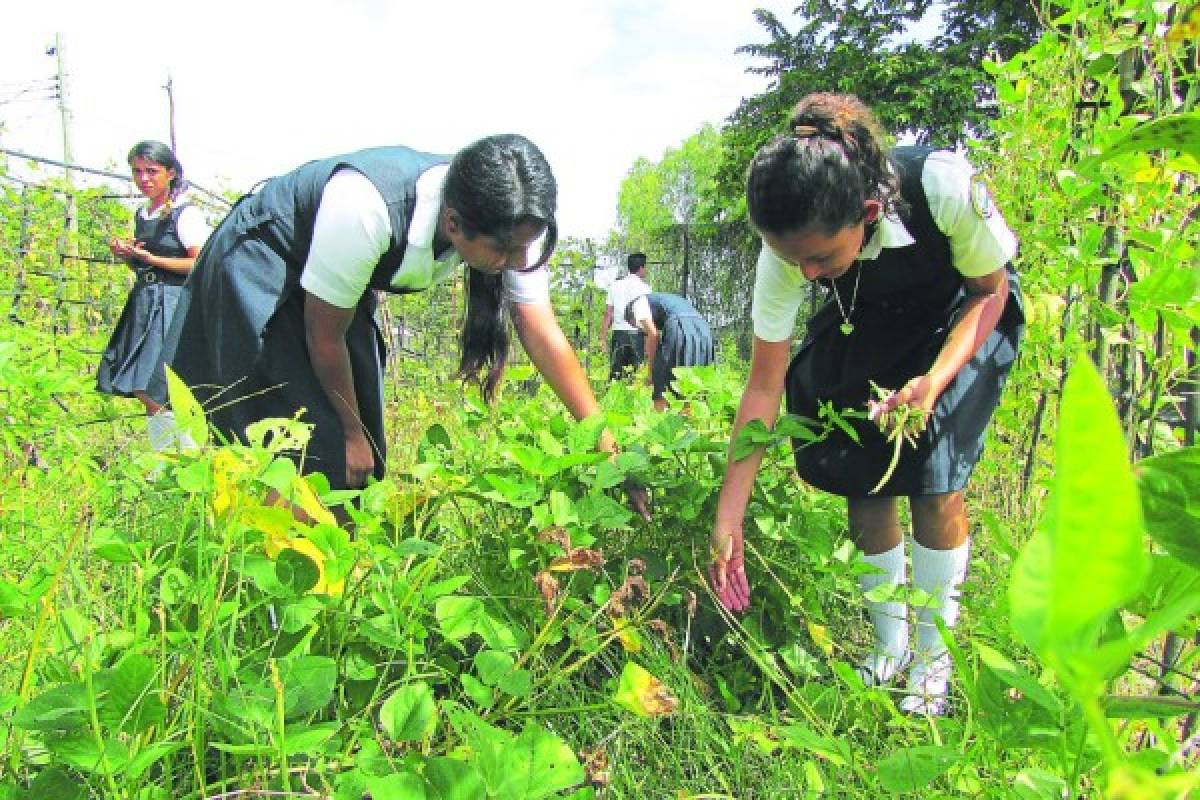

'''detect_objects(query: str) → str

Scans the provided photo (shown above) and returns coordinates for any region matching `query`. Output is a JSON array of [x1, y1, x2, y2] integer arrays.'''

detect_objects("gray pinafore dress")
[[96, 204, 191, 397], [784, 147, 1025, 498], [634, 292, 715, 399], [150, 147, 449, 489]]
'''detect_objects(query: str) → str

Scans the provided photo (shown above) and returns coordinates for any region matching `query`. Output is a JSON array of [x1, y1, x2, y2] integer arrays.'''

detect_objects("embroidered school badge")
[[970, 178, 995, 219]]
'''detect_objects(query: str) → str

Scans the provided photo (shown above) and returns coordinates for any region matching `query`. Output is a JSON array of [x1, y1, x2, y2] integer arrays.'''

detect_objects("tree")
[[714, 0, 1043, 205]]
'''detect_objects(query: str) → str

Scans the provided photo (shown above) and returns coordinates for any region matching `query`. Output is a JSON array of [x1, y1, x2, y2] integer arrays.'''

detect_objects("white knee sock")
[[901, 538, 970, 713], [910, 538, 969, 658], [857, 541, 909, 684]]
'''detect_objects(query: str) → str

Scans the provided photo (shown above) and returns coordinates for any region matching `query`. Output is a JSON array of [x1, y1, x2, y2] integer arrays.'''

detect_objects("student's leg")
[[847, 496, 909, 685], [903, 491, 970, 715]]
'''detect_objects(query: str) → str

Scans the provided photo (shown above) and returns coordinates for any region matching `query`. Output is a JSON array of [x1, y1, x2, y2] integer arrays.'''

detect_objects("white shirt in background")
[[607, 274, 651, 332]]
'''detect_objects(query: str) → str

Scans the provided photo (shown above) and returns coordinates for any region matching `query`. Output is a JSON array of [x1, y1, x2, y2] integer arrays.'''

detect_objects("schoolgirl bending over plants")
[[152, 134, 649, 517], [708, 93, 1024, 715]]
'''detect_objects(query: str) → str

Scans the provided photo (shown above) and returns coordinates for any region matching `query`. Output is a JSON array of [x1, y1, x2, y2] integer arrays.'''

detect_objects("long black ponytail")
[[443, 134, 558, 402]]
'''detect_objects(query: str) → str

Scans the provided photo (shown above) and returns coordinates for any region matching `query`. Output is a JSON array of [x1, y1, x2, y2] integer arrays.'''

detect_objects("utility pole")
[[164, 75, 177, 152], [49, 33, 78, 259]]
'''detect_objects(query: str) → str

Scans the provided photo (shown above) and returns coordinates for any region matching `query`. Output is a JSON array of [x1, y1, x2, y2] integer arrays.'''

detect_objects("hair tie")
[[792, 124, 820, 138]]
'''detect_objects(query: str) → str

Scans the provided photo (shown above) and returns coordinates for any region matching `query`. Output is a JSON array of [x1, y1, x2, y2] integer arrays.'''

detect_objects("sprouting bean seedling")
[[866, 381, 929, 495]]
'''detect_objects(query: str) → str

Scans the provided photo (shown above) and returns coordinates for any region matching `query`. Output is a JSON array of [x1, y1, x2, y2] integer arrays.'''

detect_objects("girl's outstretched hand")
[[709, 527, 749, 612]]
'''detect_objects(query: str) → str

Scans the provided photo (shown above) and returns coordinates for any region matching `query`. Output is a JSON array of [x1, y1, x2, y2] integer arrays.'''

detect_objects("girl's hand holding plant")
[[867, 380, 932, 495]]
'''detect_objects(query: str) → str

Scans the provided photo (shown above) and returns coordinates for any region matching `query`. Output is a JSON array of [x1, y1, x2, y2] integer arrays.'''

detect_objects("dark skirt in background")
[[785, 270, 1024, 498], [652, 315, 715, 399], [609, 330, 645, 380], [96, 270, 186, 397]]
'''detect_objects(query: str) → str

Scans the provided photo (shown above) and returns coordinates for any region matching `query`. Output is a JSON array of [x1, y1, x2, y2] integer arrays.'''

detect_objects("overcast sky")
[[0, 0, 821, 240]]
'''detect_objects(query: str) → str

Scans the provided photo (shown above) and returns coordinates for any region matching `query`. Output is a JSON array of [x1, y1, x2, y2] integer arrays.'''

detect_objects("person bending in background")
[[152, 134, 648, 519], [98, 140, 211, 453], [602, 252, 651, 380], [708, 93, 1024, 715], [624, 291, 714, 411]]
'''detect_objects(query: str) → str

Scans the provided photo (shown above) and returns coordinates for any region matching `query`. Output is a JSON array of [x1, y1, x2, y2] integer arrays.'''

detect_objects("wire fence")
[[0, 150, 470, 394]]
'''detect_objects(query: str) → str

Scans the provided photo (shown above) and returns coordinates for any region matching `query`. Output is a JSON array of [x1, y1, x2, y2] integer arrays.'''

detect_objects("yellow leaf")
[[612, 662, 678, 717], [211, 449, 254, 517], [610, 617, 643, 653], [241, 505, 298, 557], [286, 537, 344, 597], [288, 476, 336, 526], [806, 620, 834, 657]]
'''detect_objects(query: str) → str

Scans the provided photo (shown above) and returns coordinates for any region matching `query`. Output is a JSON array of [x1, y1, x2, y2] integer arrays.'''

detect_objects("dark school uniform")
[[96, 203, 194, 397], [784, 147, 1025, 498], [150, 146, 448, 489], [629, 292, 715, 399]]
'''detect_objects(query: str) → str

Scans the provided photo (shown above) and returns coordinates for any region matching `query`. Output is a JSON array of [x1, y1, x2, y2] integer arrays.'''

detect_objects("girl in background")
[[98, 140, 210, 452]]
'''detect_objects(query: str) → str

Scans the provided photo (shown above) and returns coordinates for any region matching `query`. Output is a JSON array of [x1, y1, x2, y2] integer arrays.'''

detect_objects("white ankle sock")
[[857, 541, 909, 683], [147, 411, 174, 452], [147, 410, 198, 452]]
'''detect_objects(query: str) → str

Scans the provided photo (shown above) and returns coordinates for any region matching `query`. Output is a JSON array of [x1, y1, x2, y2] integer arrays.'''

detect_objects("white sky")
[[0, 0, 809, 240]]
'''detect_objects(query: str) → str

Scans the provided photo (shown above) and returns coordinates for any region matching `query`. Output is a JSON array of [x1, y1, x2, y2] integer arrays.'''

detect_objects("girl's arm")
[[872, 267, 1009, 416], [710, 335, 792, 612], [303, 293, 375, 488], [511, 301, 651, 520]]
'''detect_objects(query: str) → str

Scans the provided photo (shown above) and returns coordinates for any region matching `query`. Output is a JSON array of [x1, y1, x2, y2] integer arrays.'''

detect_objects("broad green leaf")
[[1010, 358, 1148, 657], [380, 682, 437, 742], [777, 724, 850, 766], [277, 655, 337, 718], [13, 683, 90, 733], [1136, 446, 1200, 569], [163, 365, 210, 447], [549, 490, 579, 527], [276, 548, 321, 595], [121, 741, 186, 781], [875, 745, 960, 793], [974, 643, 1062, 714], [474, 650, 515, 686], [1012, 768, 1068, 800], [423, 757, 487, 800], [24, 766, 88, 800], [435, 596, 520, 651], [732, 419, 773, 461], [283, 722, 339, 755], [460, 674, 493, 707], [1079, 112, 1200, 169], [1103, 695, 1200, 719], [96, 654, 165, 734], [488, 725, 586, 800], [482, 473, 542, 508], [366, 772, 428, 800]]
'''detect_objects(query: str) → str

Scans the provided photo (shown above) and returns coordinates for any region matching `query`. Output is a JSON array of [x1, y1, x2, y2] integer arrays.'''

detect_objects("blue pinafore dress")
[[96, 204, 191, 397], [637, 292, 715, 399], [150, 147, 449, 489], [784, 147, 1025, 498]]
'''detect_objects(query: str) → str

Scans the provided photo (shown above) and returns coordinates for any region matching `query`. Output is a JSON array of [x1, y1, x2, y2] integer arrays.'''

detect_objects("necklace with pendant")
[[831, 264, 861, 335]]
